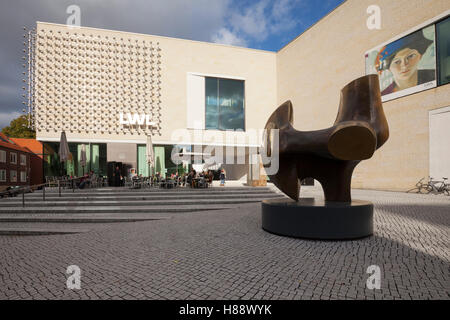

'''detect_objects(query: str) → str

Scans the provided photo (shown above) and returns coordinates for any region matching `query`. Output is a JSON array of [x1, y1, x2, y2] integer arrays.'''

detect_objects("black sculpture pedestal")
[[261, 198, 373, 240]]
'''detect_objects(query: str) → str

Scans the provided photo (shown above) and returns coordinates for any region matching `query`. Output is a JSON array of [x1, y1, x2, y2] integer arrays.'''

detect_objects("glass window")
[[437, 17, 450, 86], [0, 169, 6, 182], [0, 150, 6, 163], [20, 154, 27, 166], [205, 77, 219, 130], [43, 142, 107, 178], [218, 79, 245, 131], [43, 142, 61, 178], [205, 77, 245, 131], [10, 170, 17, 182], [137, 145, 150, 177], [10, 152, 17, 164], [154, 146, 166, 177], [20, 171, 27, 182]]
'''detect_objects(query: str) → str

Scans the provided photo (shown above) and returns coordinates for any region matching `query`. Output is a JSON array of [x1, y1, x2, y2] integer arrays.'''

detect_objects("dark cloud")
[[1, 0, 331, 130], [0, 0, 230, 128]]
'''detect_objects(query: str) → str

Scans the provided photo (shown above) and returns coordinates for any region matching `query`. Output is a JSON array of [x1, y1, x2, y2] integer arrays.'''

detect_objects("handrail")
[[0, 176, 87, 207]]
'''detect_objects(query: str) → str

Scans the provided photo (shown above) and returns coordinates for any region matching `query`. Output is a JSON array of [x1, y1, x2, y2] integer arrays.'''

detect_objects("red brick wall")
[[0, 146, 31, 187]]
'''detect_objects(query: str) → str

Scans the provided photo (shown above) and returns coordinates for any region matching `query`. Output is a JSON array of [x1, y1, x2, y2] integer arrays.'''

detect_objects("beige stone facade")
[[277, 0, 450, 191], [34, 0, 450, 189], [35, 22, 277, 147]]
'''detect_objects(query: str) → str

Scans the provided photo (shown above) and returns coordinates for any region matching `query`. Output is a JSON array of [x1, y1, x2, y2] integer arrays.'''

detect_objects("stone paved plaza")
[[0, 186, 448, 300]]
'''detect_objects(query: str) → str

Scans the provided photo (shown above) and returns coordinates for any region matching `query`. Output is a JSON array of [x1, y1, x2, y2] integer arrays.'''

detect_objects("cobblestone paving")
[[0, 188, 448, 300]]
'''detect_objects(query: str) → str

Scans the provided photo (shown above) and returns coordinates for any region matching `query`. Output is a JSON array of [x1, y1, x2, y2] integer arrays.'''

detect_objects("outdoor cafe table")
[[192, 178, 208, 188]]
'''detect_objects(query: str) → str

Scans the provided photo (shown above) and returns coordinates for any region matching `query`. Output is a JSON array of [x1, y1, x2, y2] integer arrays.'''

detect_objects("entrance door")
[[429, 107, 450, 180]]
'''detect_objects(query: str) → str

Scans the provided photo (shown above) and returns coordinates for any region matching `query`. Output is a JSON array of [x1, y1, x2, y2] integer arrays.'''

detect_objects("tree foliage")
[[1, 115, 36, 139]]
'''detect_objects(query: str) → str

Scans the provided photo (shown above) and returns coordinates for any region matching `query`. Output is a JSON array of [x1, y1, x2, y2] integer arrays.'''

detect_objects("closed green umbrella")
[[80, 144, 87, 176], [146, 135, 154, 176]]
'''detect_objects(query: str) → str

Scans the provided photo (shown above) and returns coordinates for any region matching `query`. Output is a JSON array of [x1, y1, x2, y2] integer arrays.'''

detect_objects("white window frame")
[[10, 170, 17, 182], [20, 171, 27, 182], [20, 154, 27, 166], [10, 152, 17, 165], [0, 169, 6, 182], [186, 72, 246, 131], [0, 150, 6, 163]]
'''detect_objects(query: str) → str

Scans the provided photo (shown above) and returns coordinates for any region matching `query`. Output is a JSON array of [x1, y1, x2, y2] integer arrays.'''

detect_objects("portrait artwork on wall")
[[365, 25, 436, 102]]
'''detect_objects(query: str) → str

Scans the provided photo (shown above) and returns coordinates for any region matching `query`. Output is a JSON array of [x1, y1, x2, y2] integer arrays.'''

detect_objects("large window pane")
[[205, 77, 245, 131], [437, 17, 450, 86], [205, 77, 219, 129], [218, 78, 244, 131], [77, 144, 89, 176], [43, 142, 107, 178]]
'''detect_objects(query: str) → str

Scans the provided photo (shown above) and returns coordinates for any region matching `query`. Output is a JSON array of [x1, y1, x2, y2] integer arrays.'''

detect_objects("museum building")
[[29, 0, 449, 190]]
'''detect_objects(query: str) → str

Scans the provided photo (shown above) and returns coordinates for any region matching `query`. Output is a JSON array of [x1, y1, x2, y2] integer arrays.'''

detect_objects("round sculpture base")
[[261, 198, 373, 240]]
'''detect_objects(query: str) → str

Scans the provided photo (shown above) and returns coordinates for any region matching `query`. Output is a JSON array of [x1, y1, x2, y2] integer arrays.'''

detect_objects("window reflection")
[[205, 77, 245, 131]]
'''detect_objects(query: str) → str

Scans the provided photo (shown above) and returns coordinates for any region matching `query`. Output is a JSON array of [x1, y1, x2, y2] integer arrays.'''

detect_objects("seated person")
[[78, 173, 90, 189]]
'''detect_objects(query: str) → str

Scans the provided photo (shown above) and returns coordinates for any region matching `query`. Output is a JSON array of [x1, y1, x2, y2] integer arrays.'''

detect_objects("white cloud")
[[270, 0, 299, 33], [211, 28, 247, 46], [0, 111, 21, 129], [210, 0, 300, 47], [273, 0, 293, 20], [231, 0, 269, 41]]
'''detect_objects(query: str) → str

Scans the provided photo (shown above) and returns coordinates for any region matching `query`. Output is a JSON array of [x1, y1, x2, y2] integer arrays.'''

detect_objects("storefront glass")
[[43, 142, 107, 178], [137, 144, 189, 178]]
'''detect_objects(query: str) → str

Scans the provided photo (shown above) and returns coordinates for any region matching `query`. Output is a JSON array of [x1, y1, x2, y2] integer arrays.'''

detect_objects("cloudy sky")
[[0, 0, 344, 130]]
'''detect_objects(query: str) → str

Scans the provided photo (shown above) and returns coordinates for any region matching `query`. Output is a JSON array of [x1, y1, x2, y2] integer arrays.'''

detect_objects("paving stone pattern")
[[0, 186, 448, 300]]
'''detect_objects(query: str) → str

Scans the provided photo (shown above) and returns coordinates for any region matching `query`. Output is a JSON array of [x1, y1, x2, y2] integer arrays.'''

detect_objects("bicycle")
[[426, 177, 449, 195], [407, 177, 450, 196], [406, 177, 431, 194]]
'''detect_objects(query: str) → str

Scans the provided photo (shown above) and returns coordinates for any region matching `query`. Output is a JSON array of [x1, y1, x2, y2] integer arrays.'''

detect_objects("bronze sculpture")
[[264, 74, 389, 202], [261, 74, 389, 239]]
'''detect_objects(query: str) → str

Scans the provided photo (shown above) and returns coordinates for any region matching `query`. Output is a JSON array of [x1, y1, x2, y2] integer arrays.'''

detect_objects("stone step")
[[38, 186, 271, 191], [0, 216, 170, 223], [0, 227, 89, 235], [5, 193, 281, 202], [0, 197, 279, 208], [23, 188, 274, 196], [5, 194, 282, 207], [0, 205, 232, 214]]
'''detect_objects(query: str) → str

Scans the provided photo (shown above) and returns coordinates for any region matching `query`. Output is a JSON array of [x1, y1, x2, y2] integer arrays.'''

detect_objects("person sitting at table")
[[208, 170, 214, 184], [78, 173, 90, 189]]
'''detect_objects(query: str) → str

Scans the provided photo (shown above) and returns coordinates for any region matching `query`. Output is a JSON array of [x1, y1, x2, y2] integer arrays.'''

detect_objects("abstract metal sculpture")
[[262, 74, 389, 239]]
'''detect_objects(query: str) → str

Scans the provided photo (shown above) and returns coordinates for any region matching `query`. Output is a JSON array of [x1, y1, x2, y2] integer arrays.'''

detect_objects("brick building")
[[0, 133, 31, 190], [10, 138, 45, 186]]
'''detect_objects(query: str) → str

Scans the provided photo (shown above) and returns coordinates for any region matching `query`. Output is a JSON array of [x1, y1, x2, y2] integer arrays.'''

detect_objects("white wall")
[[429, 106, 450, 180]]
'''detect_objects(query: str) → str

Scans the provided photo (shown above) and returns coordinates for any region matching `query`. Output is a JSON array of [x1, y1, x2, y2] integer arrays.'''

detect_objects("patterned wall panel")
[[34, 28, 162, 136]]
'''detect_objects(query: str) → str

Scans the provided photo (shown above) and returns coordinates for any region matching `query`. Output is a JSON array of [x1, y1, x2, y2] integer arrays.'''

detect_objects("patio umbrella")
[[80, 144, 87, 176], [58, 131, 70, 176], [146, 135, 154, 175]]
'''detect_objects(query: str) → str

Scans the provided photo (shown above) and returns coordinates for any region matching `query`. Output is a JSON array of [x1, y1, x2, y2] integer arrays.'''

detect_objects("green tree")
[[1, 115, 36, 139]]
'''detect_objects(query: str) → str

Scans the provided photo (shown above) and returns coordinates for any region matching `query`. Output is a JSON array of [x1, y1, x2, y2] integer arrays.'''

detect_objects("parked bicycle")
[[407, 177, 449, 196]]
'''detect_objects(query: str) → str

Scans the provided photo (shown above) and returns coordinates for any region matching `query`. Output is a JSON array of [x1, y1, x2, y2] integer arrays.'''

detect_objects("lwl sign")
[[119, 113, 156, 127]]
